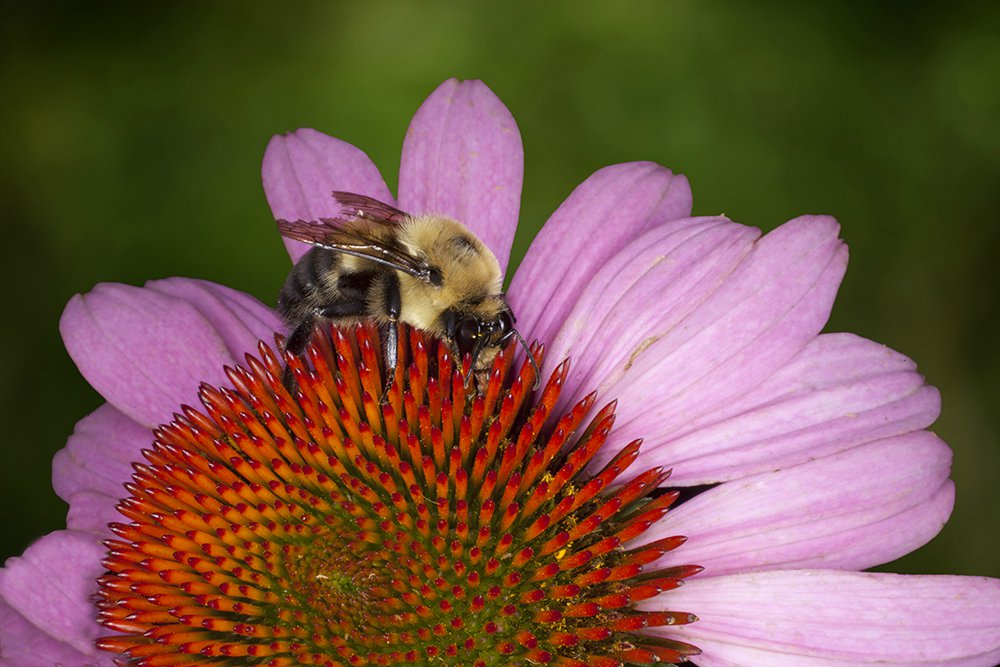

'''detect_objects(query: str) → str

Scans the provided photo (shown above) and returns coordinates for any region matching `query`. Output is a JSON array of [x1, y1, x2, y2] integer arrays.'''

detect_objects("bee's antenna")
[[512, 328, 541, 391]]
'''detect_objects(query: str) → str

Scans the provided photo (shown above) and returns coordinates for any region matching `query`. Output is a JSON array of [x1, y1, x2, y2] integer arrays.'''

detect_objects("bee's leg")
[[282, 300, 367, 394], [282, 314, 316, 392], [381, 276, 402, 400], [384, 323, 398, 380], [284, 315, 316, 356]]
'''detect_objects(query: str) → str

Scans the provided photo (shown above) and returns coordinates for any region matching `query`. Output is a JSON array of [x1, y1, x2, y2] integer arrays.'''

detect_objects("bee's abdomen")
[[278, 248, 338, 321], [336, 270, 373, 302], [278, 248, 378, 324]]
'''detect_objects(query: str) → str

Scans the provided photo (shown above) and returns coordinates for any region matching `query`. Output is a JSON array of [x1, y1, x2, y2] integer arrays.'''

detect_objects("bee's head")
[[453, 309, 514, 359], [443, 304, 540, 390]]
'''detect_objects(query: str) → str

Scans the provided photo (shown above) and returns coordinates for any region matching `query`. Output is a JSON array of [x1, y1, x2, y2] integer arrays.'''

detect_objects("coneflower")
[[1, 78, 997, 667]]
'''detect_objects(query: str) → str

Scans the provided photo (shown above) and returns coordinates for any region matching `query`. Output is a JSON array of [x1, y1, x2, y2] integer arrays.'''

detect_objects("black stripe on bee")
[[449, 234, 479, 256]]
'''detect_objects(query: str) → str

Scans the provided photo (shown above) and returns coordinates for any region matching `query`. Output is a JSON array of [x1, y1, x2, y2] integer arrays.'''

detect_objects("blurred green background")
[[1, 1, 998, 578]]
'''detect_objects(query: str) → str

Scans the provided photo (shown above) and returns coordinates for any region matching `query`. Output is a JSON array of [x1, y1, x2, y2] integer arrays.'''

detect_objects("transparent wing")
[[277, 193, 438, 283], [331, 191, 410, 225]]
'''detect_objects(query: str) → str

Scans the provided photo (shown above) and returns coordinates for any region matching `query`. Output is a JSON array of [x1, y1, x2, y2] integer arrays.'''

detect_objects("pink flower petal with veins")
[[60, 279, 278, 428], [642, 332, 942, 484], [0, 599, 111, 667], [586, 215, 848, 480], [65, 490, 122, 537], [645, 570, 1000, 666], [397, 78, 523, 272], [544, 216, 757, 407], [0, 531, 108, 657], [145, 278, 283, 354], [262, 128, 394, 262], [52, 403, 151, 504], [509, 162, 692, 344], [649, 431, 954, 574]]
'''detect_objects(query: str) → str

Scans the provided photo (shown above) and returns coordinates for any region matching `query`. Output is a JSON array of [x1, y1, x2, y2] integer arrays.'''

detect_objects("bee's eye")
[[455, 317, 482, 358], [488, 311, 514, 345], [497, 311, 514, 336]]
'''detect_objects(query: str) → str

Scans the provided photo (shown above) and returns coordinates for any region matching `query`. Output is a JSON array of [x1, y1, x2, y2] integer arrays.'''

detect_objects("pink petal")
[[60, 281, 267, 428], [589, 215, 849, 482], [509, 162, 692, 344], [644, 570, 1000, 666], [262, 127, 394, 262], [648, 431, 954, 574], [635, 332, 941, 485], [65, 490, 122, 537], [0, 531, 107, 657], [397, 78, 523, 271], [544, 216, 757, 407], [0, 599, 111, 667], [52, 403, 151, 503], [144, 277, 283, 354], [53, 402, 157, 539]]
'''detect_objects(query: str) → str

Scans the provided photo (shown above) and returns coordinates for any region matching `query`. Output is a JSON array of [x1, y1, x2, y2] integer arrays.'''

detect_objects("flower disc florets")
[[96, 324, 701, 666]]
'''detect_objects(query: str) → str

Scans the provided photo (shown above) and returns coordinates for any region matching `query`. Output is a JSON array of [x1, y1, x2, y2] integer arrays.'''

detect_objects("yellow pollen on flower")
[[95, 323, 702, 666]]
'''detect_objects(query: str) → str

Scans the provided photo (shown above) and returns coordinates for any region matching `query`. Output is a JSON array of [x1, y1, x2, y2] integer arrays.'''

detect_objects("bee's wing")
[[330, 191, 410, 225], [278, 193, 438, 282]]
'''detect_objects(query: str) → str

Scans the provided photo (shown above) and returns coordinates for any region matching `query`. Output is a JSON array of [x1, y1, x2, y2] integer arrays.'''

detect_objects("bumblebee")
[[277, 192, 537, 391]]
